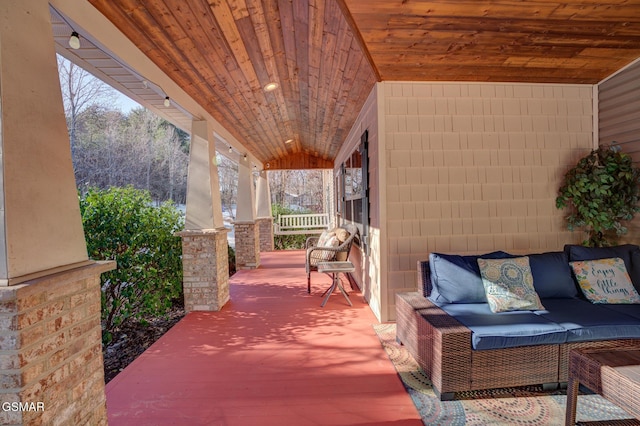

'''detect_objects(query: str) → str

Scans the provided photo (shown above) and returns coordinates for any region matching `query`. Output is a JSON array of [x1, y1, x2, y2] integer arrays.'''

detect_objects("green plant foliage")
[[556, 145, 640, 247], [271, 203, 313, 250], [228, 244, 236, 276], [79, 186, 184, 343]]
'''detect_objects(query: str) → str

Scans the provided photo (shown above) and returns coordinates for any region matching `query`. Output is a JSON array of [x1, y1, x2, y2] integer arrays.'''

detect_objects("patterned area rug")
[[373, 323, 635, 425]]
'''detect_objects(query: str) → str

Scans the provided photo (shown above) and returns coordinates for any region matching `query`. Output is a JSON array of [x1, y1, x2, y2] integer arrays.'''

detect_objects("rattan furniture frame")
[[396, 292, 640, 401], [305, 223, 358, 293], [565, 345, 640, 425]]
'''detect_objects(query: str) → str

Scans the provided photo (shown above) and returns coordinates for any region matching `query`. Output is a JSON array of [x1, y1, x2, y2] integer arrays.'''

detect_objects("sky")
[[115, 92, 143, 113]]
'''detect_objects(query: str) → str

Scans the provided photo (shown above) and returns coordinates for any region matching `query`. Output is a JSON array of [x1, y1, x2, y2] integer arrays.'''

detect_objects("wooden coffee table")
[[565, 345, 640, 425]]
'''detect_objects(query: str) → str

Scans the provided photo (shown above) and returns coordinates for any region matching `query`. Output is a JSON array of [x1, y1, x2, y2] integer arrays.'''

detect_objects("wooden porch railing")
[[274, 213, 330, 235]]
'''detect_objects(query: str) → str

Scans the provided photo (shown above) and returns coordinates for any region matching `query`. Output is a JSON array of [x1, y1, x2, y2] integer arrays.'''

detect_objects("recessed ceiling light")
[[264, 82, 279, 92], [284, 139, 293, 144]]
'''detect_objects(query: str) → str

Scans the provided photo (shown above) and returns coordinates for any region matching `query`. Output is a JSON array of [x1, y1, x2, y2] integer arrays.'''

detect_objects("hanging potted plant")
[[556, 144, 640, 247]]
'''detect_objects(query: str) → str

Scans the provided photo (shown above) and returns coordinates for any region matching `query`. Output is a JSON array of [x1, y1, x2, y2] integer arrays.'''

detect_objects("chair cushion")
[[317, 230, 336, 247], [440, 303, 567, 350], [428, 251, 512, 304], [569, 258, 640, 304], [478, 257, 545, 313], [334, 228, 351, 261], [535, 298, 640, 342], [528, 251, 578, 298], [334, 228, 350, 243], [309, 235, 339, 264]]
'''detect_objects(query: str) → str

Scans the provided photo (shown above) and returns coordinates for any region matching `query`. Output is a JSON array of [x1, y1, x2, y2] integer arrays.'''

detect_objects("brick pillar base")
[[255, 217, 274, 252], [0, 261, 115, 426], [234, 221, 260, 269], [177, 228, 230, 312]]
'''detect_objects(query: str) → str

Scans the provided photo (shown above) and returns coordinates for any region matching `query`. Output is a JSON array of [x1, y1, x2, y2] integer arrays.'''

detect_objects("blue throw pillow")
[[564, 244, 639, 275], [528, 252, 577, 298], [429, 251, 512, 304]]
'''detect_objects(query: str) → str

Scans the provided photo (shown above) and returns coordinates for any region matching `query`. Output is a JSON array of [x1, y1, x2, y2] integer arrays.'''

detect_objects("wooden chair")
[[305, 223, 359, 293]]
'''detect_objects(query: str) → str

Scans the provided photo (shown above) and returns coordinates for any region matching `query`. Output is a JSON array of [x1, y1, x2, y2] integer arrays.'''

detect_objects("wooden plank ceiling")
[[87, 0, 640, 168]]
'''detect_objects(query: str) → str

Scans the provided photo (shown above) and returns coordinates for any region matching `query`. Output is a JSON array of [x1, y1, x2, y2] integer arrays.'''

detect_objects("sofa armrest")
[[395, 292, 472, 398], [416, 304, 472, 397], [417, 260, 433, 297]]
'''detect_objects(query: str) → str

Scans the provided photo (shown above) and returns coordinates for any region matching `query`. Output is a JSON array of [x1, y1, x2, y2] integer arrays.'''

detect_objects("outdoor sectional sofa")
[[396, 244, 640, 400]]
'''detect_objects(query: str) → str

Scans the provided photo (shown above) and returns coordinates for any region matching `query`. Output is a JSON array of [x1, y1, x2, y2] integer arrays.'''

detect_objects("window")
[[337, 130, 369, 250]]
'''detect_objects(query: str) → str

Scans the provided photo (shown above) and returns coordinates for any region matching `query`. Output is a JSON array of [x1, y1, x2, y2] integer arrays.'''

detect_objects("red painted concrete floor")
[[106, 250, 422, 426]]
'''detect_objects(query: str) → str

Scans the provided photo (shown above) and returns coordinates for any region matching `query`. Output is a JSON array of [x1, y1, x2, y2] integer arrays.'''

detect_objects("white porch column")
[[178, 120, 229, 312], [234, 161, 260, 268], [0, 1, 114, 425], [255, 171, 274, 252]]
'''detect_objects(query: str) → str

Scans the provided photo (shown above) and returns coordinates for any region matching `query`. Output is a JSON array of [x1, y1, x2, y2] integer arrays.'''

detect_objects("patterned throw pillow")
[[569, 257, 640, 304], [310, 235, 339, 264], [477, 257, 545, 313]]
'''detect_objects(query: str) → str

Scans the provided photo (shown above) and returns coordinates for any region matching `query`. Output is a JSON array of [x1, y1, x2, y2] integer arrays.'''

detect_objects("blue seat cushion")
[[535, 298, 640, 342], [528, 252, 577, 298], [429, 251, 512, 304], [440, 303, 567, 350], [598, 303, 640, 321]]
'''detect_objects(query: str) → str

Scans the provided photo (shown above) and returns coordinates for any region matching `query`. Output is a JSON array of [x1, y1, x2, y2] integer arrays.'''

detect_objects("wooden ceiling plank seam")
[[333, 54, 376, 146], [276, 0, 304, 154], [207, 0, 263, 96], [194, 0, 286, 159], [234, 16, 289, 160], [245, 0, 291, 159], [336, 0, 381, 81], [182, 0, 281, 159], [317, 10, 351, 141], [261, 2, 300, 158], [136, 33, 252, 140], [319, 22, 356, 159], [346, 1, 639, 21], [293, 0, 311, 156], [324, 41, 368, 159], [307, 0, 326, 158]]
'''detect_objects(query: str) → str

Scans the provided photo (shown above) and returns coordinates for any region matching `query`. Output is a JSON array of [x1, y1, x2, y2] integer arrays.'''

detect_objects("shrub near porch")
[[79, 186, 184, 343]]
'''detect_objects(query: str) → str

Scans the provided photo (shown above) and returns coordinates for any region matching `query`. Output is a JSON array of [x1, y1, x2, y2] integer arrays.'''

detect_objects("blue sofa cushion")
[[598, 303, 640, 321], [564, 244, 640, 279], [528, 252, 577, 298], [535, 298, 640, 342], [440, 303, 567, 350], [429, 251, 512, 304]]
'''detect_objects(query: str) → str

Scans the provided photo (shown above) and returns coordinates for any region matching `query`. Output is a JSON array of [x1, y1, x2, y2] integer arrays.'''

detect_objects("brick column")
[[255, 217, 274, 252], [0, 262, 115, 426], [177, 228, 230, 312], [234, 221, 260, 269]]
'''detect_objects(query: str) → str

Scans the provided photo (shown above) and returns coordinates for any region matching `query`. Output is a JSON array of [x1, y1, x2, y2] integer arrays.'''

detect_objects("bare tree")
[[57, 55, 118, 153]]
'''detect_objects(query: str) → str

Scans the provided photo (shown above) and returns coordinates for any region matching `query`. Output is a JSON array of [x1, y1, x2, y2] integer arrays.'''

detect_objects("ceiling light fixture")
[[263, 82, 279, 92], [285, 139, 293, 144], [69, 31, 81, 49], [164, 96, 170, 107]]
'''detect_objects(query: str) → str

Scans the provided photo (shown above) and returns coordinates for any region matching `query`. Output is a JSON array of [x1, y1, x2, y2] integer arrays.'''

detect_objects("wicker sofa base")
[[396, 292, 640, 400]]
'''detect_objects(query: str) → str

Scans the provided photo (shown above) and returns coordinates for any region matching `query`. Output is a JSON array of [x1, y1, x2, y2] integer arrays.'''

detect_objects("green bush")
[[272, 203, 314, 250], [79, 186, 184, 343]]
